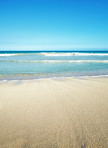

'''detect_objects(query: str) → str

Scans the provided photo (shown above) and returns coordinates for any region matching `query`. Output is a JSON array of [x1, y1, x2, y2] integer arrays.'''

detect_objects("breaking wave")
[[0, 54, 17, 57], [1, 52, 108, 57], [1, 60, 108, 63], [41, 52, 108, 56]]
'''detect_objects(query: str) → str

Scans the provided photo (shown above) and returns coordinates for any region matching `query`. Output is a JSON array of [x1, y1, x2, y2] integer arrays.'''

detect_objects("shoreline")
[[0, 74, 108, 82]]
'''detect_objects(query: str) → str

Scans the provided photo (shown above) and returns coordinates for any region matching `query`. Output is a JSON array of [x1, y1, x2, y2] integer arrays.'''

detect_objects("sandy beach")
[[0, 77, 108, 148]]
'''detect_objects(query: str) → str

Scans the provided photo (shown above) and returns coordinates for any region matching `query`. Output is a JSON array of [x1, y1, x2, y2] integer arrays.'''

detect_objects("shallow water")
[[0, 51, 108, 80]]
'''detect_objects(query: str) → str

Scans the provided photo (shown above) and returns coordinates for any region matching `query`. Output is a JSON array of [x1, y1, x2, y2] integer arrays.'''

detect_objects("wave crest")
[[1, 60, 108, 63], [41, 52, 108, 56], [0, 54, 17, 57]]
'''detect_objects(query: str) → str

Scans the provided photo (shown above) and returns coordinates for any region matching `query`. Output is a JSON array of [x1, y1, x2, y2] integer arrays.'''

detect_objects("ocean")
[[0, 50, 108, 80]]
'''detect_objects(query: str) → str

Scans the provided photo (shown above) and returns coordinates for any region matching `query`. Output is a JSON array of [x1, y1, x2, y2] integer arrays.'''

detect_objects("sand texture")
[[0, 77, 108, 148]]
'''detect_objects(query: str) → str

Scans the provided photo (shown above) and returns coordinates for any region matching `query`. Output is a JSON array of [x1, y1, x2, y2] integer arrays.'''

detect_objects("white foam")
[[41, 52, 108, 56], [80, 75, 108, 78], [43, 60, 108, 63], [12, 60, 108, 63], [0, 54, 17, 57], [41, 52, 74, 56]]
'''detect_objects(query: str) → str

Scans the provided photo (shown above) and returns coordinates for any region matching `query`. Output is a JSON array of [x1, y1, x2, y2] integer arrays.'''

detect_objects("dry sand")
[[0, 77, 108, 148]]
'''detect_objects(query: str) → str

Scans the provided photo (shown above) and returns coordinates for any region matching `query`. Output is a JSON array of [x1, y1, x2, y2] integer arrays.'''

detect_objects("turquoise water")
[[0, 51, 108, 80]]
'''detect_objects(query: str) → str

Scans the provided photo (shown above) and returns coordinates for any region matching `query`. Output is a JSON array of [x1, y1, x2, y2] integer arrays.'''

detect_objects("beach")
[[0, 77, 108, 148]]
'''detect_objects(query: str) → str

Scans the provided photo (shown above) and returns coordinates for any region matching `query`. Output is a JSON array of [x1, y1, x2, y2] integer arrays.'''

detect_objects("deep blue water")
[[0, 51, 108, 80]]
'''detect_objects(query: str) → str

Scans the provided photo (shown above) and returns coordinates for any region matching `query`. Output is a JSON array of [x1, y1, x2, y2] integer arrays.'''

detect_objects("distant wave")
[[41, 52, 108, 56], [0, 54, 17, 57], [1, 60, 108, 63], [1, 52, 108, 57]]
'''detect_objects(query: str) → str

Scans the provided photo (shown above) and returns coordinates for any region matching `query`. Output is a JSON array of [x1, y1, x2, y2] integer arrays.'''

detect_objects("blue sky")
[[0, 0, 108, 50]]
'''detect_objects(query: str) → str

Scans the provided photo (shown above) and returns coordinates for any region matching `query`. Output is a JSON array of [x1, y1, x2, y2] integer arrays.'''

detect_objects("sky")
[[0, 0, 108, 50]]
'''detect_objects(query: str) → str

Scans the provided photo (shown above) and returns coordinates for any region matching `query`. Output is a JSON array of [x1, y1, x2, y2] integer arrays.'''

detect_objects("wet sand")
[[0, 77, 108, 148]]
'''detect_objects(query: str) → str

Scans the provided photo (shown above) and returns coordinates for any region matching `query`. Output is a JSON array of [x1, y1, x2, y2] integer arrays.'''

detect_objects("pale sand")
[[0, 77, 108, 148]]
